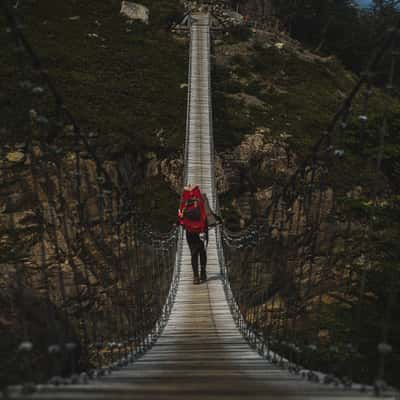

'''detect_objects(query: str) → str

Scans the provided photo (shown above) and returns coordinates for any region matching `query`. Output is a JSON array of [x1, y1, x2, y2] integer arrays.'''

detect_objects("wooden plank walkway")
[[5, 12, 396, 400]]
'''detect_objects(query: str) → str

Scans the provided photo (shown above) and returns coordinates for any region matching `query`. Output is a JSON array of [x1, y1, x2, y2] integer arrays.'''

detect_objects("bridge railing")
[[183, 12, 193, 188], [1, 2, 180, 393], [218, 20, 400, 396]]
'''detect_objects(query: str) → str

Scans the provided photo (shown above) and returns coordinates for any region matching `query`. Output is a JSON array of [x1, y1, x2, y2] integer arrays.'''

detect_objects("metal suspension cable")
[[220, 15, 400, 393], [1, 1, 181, 392]]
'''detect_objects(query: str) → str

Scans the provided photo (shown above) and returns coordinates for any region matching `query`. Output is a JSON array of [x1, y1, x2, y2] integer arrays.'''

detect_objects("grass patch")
[[0, 0, 187, 155]]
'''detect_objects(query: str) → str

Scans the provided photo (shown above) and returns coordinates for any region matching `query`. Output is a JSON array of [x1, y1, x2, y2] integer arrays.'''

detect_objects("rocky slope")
[[210, 11, 398, 229], [0, 0, 186, 387], [1, 0, 399, 388]]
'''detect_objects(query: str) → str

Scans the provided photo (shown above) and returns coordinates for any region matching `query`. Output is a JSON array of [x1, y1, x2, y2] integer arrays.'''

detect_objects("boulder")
[[146, 158, 159, 177], [6, 151, 25, 163], [159, 158, 183, 192], [120, 2, 149, 25], [224, 10, 244, 23], [237, 133, 265, 162]]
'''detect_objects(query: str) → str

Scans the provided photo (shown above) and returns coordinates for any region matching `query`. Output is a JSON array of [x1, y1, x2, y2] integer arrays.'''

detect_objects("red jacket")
[[178, 186, 207, 233]]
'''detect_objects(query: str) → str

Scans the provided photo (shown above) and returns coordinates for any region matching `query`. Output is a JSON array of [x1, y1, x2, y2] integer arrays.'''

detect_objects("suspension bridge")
[[1, 4, 399, 399]]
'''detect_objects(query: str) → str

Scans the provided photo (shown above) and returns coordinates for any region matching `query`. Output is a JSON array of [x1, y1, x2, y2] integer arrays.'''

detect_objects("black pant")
[[186, 231, 207, 276]]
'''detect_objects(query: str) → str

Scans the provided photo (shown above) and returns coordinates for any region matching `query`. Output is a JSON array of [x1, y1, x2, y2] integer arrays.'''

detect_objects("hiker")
[[177, 184, 208, 284], [178, 184, 222, 284]]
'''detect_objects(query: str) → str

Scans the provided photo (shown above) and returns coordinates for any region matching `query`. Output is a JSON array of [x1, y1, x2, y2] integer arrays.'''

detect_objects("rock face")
[[120, 1, 149, 24], [143, 152, 184, 193], [0, 138, 182, 386], [237, 131, 294, 175], [159, 158, 184, 193], [218, 131, 295, 190], [216, 9, 244, 26], [6, 151, 25, 163], [216, 129, 297, 225]]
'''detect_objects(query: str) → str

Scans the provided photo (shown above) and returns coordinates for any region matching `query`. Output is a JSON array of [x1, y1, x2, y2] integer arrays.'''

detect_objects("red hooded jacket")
[[178, 186, 207, 233]]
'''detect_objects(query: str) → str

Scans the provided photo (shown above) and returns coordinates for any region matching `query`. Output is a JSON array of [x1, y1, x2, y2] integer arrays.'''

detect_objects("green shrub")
[[227, 25, 252, 43]]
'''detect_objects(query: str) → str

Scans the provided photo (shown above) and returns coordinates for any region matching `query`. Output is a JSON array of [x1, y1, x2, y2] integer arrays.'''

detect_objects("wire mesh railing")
[[218, 20, 400, 396], [1, 1, 180, 394], [2, 1, 400, 397]]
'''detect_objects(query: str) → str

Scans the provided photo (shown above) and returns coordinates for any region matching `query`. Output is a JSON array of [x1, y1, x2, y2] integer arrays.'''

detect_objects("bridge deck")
[[5, 12, 395, 400]]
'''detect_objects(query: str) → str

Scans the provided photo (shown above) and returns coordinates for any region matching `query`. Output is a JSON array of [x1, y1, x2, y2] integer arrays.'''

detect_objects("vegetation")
[[1, 0, 400, 390], [0, 0, 187, 155], [0, 0, 187, 238], [214, 0, 400, 190], [218, 0, 400, 387], [0, 0, 186, 389], [271, 0, 400, 77]]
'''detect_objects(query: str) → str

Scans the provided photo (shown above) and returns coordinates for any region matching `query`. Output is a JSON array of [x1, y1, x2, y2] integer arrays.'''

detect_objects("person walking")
[[178, 184, 208, 284]]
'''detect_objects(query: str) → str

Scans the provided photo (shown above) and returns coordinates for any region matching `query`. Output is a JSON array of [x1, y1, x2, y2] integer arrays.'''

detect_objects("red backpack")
[[178, 186, 207, 233], [183, 197, 201, 221]]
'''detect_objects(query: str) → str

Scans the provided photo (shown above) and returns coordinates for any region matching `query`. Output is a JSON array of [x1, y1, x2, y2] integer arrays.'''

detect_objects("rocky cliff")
[[1, 0, 399, 388]]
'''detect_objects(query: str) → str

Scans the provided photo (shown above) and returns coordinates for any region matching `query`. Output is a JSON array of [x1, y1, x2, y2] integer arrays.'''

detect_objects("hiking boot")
[[200, 268, 207, 282], [193, 276, 200, 285]]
